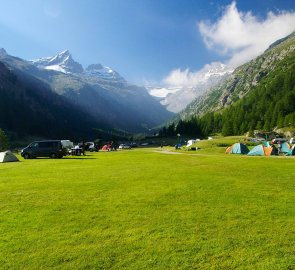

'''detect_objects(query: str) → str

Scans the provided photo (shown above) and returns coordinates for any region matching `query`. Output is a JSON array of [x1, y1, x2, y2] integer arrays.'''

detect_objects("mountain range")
[[1, 32, 294, 141], [0, 49, 173, 139]]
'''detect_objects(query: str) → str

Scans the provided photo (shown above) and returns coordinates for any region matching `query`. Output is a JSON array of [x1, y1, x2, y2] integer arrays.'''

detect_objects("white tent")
[[0, 151, 19, 163]]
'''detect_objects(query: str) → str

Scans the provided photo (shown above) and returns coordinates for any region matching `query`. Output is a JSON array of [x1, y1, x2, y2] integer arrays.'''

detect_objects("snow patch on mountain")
[[84, 64, 125, 83], [148, 62, 233, 113], [30, 50, 84, 74], [147, 86, 181, 98], [30, 50, 126, 83]]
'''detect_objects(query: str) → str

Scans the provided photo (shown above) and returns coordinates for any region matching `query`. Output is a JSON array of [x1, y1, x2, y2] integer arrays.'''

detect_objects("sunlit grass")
[[0, 149, 294, 269]]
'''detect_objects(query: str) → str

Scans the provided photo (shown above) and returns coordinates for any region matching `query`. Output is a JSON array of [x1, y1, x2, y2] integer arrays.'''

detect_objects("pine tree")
[[0, 129, 9, 151]]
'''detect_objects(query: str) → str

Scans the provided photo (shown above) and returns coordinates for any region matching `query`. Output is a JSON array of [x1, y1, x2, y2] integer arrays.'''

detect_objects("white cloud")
[[163, 62, 230, 87], [198, 1, 295, 67], [151, 1, 295, 108]]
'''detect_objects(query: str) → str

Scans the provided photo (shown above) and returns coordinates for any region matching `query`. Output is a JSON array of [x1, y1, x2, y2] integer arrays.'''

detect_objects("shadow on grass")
[[63, 157, 97, 160], [19, 156, 97, 160]]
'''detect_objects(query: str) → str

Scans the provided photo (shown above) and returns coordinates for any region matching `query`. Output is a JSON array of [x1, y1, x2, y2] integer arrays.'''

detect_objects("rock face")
[[84, 64, 125, 83], [179, 32, 295, 120]]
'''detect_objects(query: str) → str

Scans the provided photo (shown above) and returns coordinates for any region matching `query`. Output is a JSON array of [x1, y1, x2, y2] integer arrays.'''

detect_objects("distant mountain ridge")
[[148, 62, 233, 113], [30, 50, 125, 83], [166, 32, 295, 138], [179, 32, 295, 120], [0, 49, 173, 133], [0, 60, 105, 140]]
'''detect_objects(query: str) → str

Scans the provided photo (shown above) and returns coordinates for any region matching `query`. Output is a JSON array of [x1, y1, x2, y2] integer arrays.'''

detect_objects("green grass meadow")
[[0, 148, 295, 269]]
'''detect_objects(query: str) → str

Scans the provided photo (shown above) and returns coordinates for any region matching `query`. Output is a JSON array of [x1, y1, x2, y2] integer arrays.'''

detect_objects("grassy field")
[[0, 147, 295, 269]]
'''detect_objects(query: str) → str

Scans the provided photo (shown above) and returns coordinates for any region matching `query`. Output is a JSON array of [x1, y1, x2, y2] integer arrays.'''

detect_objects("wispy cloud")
[[163, 62, 228, 87], [198, 1, 295, 67], [153, 1, 295, 99]]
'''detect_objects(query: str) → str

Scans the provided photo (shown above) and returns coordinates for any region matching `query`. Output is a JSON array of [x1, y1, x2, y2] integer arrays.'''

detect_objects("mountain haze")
[[148, 62, 232, 113], [0, 50, 173, 133], [0, 61, 106, 140]]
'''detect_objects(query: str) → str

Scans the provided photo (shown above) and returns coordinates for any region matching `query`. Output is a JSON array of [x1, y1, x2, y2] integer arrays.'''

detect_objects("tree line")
[[159, 57, 295, 138]]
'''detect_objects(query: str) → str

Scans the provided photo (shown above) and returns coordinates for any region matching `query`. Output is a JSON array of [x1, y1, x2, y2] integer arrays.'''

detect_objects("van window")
[[30, 142, 38, 147], [39, 142, 49, 148]]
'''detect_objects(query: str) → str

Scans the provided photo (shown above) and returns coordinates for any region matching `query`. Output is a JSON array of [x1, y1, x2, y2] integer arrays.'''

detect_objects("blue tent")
[[226, 143, 249, 154], [286, 145, 295, 156], [280, 142, 291, 153], [247, 145, 265, 156], [247, 145, 276, 156]]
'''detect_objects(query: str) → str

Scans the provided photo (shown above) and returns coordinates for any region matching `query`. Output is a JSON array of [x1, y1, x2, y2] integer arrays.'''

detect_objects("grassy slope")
[[0, 150, 294, 269]]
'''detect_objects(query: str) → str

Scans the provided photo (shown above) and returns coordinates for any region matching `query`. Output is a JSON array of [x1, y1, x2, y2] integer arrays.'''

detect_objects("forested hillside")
[[161, 33, 295, 137], [199, 57, 295, 136], [0, 61, 108, 140], [179, 32, 295, 119]]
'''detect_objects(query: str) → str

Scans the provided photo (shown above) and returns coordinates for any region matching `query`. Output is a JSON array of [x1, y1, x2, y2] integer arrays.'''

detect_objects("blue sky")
[[0, 0, 295, 84]]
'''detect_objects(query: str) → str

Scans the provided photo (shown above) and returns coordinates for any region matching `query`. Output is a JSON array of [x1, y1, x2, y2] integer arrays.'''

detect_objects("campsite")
[[1, 137, 295, 269], [1, 1, 295, 269]]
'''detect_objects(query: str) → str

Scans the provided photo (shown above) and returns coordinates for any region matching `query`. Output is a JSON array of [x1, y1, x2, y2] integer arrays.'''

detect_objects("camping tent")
[[286, 145, 295, 156], [280, 142, 291, 153], [0, 151, 19, 162], [101, 145, 110, 151], [226, 143, 249, 154], [247, 145, 276, 156]]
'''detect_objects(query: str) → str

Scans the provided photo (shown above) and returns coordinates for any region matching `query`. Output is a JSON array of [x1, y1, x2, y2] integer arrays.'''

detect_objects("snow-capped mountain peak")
[[84, 63, 125, 83], [30, 50, 83, 74], [30, 50, 126, 83]]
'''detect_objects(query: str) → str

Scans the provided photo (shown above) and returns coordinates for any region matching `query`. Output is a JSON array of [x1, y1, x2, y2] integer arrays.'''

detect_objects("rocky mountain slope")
[[179, 32, 295, 120]]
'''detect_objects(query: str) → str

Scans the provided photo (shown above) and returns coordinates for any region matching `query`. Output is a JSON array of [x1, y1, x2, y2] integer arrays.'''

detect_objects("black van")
[[21, 140, 67, 159]]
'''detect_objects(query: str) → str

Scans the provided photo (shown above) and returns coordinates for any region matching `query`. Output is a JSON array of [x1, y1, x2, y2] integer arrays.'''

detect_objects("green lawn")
[[0, 149, 294, 269]]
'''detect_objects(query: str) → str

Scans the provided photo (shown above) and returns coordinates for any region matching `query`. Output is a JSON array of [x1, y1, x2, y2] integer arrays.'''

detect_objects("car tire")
[[23, 153, 30, 159], [50, 153, 57, 159]]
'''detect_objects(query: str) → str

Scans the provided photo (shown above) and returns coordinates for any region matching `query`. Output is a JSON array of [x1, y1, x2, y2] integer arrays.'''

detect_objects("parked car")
[[84, 142, 98, 152], [140, 142, 149, 146], [21, 140, 67, 159], [271, 138, 287, 144], [118, 144, 131, 149], [61, 140, 74, 149]]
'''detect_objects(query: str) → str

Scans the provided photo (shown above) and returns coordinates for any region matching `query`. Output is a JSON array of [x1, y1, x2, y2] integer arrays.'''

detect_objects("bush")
[[216, 143, 232, 147]]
